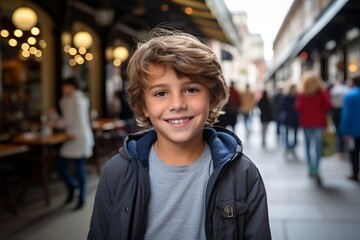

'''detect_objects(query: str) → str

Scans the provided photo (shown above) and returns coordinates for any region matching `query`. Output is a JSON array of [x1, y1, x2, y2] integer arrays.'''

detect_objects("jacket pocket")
[[214, 200, 248, 239]]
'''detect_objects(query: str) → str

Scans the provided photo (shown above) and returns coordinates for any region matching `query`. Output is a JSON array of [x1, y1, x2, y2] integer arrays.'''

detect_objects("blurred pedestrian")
[[240, 83, 256, 139], [119, 65, 137, 133], [257, 90, 273, 147], [50, 77, 94, 210], [272, 82, 285, 143], [295, 73, 331, 184], [340, 76, 360, 182], [118, 89, 138, 133], [110, 91, 122, 119], [217, 81, 241, 131], [281, 82, 299, 159], [329, 79, 349, 158]]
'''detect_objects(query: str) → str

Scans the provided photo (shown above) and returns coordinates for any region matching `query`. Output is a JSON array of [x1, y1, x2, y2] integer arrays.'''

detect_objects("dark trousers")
[[284, 126, 298, 150], [349, 137, 360, 178], [243, 112, 252, 132], [58, 156, 87, 203]]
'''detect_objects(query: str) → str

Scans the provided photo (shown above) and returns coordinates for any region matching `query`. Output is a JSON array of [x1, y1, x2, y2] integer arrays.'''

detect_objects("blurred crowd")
[[217, 73, 360, 185]]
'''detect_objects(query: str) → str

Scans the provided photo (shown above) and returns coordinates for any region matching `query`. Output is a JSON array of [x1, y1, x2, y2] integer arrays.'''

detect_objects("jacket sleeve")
[[245, 168, 272, 240], [87, 163, 113, 240], [339, 94, 351, 135]]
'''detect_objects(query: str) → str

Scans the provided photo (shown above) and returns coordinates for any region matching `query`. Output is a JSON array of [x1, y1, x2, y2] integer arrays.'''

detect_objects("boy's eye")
[[154, 91, 167, 97], [185, 88, 199, 94]]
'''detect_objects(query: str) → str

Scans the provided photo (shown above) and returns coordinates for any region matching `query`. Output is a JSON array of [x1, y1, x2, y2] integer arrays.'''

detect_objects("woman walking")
[[295, 73, 331, 184]]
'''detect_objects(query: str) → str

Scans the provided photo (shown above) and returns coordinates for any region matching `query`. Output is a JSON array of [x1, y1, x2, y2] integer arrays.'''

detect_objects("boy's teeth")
[[169, 119, 188, 124]]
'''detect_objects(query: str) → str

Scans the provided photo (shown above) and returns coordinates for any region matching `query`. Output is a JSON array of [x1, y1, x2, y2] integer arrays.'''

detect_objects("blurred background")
[[1, 0, 360, 239]]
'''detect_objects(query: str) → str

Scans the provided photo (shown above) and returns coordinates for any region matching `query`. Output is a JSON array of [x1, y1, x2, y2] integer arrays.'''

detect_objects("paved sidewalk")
[[2, 116, 360, 240], [236, 117, 360, 240]]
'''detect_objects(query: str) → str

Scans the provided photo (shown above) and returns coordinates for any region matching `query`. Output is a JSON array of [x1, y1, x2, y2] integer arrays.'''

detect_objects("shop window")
[[328, 51, 343, 82], [346, 44, 360, 79], [0, 16, 42, 132]]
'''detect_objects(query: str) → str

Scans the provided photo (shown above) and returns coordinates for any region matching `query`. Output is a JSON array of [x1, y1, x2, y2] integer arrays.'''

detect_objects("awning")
[[205, 0, 242, 52], [37, 0, 241, 51], [265, 0, 351, 81], [172, 0, 242, 52], [290, 0, 349, 58]]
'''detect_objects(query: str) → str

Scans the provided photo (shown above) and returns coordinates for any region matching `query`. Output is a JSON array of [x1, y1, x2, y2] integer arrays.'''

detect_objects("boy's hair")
[[62, 77, 79, 89], [127, 27, 229, 127]]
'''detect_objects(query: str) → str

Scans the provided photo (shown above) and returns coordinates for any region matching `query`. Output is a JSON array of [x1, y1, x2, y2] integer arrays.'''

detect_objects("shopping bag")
[[322, 117, 337, 157]]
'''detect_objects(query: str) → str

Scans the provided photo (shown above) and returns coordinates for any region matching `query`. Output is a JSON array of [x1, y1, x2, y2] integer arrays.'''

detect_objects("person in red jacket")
[[295, 73, 331, 185]]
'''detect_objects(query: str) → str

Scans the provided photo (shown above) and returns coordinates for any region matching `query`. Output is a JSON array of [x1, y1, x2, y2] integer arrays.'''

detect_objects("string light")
[[62, 31, 94, 66], [1, 8, 46, 61]]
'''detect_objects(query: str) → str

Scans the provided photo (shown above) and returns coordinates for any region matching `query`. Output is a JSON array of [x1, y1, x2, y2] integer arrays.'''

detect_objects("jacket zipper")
[[204, 151, 240, 239]]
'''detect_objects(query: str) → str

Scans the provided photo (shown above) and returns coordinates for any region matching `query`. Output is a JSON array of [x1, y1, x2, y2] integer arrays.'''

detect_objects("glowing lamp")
[[113, 46, 129, 61], [73, 31, 93, 49], [12, 7, 38, 31]]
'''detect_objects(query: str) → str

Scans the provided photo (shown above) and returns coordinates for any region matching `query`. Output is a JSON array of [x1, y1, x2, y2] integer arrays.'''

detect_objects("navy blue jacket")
[[88, 127, 271, 240], [340, 86, 360, 137], [280, 94, 299, 128]]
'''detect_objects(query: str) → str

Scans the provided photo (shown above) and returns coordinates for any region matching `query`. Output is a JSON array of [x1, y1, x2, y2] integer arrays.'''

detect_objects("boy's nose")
[[169, 94, 187, 111]]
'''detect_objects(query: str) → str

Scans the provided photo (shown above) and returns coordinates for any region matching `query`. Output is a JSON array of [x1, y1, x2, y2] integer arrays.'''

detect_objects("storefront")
[[0, 1, 57, 132], [0, 0, 239, 133], [266, 0, 360, 85]]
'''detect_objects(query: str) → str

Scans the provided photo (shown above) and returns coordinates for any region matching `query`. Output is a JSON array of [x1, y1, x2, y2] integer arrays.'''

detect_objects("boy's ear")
[[143, 107, 149, 117]]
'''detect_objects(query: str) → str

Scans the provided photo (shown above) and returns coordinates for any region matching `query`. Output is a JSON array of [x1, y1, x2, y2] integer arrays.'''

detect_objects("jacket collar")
[[125, 127, 243, 168]]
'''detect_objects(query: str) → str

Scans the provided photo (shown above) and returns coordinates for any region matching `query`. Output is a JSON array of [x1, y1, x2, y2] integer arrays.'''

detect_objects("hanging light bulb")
[[73, 31, 93, 49], [113, 46, 129, 62], [61, 31, 72, 45], [12, 7, 38, 31]]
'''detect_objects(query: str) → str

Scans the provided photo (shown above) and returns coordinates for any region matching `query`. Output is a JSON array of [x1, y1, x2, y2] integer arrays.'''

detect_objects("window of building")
[[0, 15, 43, 131], [346, 44, 360, 79]]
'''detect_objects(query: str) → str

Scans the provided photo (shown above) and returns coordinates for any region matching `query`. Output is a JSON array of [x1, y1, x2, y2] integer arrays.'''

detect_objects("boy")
[[88, 28, 271, 239]]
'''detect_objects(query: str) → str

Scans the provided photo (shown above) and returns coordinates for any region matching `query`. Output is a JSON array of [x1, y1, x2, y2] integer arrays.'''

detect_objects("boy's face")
[[143, 64, 210, 146]]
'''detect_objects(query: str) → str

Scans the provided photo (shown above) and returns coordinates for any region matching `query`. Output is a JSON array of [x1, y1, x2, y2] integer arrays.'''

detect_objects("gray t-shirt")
[[144, 143, 212, 240]]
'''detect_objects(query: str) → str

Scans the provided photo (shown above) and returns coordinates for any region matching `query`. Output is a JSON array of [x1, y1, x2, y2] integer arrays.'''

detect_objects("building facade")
[[215, 11, 266, 94], [267, 0, 360, 85]]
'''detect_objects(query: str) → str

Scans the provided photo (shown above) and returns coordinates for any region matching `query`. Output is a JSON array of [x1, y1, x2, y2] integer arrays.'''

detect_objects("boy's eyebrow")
[[147, 79, 195, 90], [147, 83, 168, 90]]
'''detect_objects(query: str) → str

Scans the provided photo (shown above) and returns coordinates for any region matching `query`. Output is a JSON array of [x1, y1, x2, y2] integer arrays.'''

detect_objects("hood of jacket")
[[123, 126, 243, 169]]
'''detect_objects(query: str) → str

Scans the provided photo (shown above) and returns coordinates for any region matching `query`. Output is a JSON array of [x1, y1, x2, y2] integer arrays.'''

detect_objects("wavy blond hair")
[[127, 28, 229, 127], [300, 73, 325, 95]]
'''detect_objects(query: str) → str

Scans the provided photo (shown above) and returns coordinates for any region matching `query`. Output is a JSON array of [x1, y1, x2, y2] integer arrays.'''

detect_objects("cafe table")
[[0, 143, 29, 214], [91, 118, 127, 175], [0, 143, 29, 158], [91, 118, 126, 132], [11, 132, 71, 205]]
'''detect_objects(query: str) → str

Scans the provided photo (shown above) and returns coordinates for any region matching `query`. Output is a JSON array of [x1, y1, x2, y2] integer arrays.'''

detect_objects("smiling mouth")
[[167, 118, 191, 125]]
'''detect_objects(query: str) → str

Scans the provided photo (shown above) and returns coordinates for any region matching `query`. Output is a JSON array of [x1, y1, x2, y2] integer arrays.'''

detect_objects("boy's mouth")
[[167, 118, 191, 125]]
